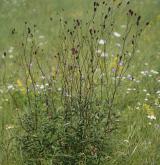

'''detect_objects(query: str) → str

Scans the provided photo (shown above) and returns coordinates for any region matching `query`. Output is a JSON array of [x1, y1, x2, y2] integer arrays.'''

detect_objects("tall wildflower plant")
[[9, 0, 149, 164]]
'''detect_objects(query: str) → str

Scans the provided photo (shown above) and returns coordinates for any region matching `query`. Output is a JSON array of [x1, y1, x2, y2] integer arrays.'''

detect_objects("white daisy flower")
[[101, 52, 108, 58], [9, 55, 14, 58], [39, 35, 45, 39], [150, 70, 159, 75], [121, 25, 126, 28], [113, 32, 121, 37], [6, 124, 14, 130], [135, 80, 140, 83], [40, 85, 45, 89], [96, 49, 102, 54], [147, 115, 156, 120], [98, 39, 106, 45], [143, 89, 147, 92], [144, 98, 148, 101], [7, 85, 14, 90], [58, 88, 62, 91], [8, 49, 13, 53], [8, 46, 14, 53]]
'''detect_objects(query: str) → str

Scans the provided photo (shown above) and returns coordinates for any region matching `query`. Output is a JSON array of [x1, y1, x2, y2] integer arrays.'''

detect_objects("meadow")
[[0, 0, 160, 164]]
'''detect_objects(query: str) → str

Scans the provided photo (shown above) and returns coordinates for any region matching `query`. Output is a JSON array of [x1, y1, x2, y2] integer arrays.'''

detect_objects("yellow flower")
[[157, 14, 160, 21], [17, 79, 23, 87], [143, 103, 155, 116], [16, 79, 26, 94], [110, 56, 123, 73], [52, 67, 57, 79], [110, 56, 118, 69]]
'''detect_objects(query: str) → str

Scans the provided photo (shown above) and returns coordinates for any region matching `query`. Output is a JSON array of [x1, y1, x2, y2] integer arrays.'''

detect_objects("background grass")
[[0, 0, 160, 164]]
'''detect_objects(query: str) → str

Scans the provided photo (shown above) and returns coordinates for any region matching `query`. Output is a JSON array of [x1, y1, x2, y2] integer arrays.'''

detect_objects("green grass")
[[0, 0, 160, 164]]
